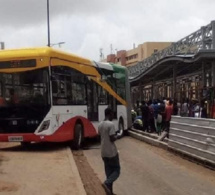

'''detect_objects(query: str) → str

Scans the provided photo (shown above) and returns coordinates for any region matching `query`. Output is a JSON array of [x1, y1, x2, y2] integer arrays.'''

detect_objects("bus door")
[[87, 80, 98, 121]]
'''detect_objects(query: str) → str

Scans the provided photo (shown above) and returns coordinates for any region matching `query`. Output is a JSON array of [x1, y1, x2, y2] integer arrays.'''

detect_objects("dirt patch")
[[0, 154, 2, 165], [73, 150, 106, 195], [0, 181, 19, 192]]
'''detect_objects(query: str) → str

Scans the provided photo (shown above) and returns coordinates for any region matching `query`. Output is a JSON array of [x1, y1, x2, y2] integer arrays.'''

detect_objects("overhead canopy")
[[130, 50, 215, 86]]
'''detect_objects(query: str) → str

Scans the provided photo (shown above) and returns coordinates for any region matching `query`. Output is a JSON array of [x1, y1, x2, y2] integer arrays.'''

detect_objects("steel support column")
[[201, 26, 206, 49], [173, 65, 177, 99], [202, 62, 206, 88], [151, 79, 155, 100], [212, 61, 215, 87], [139, 82, 143, 102], [212, 20, 215, 49]]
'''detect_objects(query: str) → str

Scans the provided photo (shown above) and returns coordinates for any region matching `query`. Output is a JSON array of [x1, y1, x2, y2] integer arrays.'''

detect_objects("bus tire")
[[118, 118, 124, 138], [72, 123, 83, 150]]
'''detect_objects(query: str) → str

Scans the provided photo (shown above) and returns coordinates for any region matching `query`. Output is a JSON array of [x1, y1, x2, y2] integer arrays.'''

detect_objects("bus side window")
[[52, 80, 58, 94], [51, 67, 67, 105], [107, 93, 117, 119], [70, 69, 86, 105], [98, 85, 108, 105]]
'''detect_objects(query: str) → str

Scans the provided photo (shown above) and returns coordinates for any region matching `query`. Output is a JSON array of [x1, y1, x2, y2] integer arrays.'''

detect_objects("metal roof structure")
[[128, 21, 215, 84], [130, 50, 215, 86]]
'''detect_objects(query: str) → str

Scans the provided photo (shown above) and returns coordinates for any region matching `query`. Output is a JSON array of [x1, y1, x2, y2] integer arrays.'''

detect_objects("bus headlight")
[[38, 120, 50, 133]]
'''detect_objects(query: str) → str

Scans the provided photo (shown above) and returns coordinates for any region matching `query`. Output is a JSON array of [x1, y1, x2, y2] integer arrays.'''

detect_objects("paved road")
[[84, 136, 215, 195]]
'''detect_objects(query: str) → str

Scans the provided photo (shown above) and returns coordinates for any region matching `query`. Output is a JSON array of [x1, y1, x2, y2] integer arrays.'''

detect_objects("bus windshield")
[[0, 68, 50, 133]]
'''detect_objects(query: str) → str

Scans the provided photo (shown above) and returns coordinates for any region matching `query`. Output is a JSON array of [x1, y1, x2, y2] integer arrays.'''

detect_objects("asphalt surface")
[[84, 136, 215, 195]]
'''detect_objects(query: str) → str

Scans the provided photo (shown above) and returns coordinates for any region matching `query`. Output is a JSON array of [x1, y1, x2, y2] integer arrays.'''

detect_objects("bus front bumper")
[[0, 133, 71, 143]]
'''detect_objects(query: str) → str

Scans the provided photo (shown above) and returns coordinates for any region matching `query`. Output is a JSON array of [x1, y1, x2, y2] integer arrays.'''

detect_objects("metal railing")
[[128, 21, 215, 80]]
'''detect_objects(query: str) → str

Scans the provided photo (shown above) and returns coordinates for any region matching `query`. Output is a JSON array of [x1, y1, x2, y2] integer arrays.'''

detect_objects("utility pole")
[[47, 0, 50, 47], [0, 42, 5, 50]]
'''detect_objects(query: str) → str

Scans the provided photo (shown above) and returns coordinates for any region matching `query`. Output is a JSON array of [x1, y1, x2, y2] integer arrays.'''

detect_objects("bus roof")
[[0, 47, 93, 66], [0, 47, 128, 75]]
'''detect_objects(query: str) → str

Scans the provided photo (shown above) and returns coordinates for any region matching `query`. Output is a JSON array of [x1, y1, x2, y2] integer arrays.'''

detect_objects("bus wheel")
[[118, 119, 124, 138], [21, 142, 31, 147], [72, 123, 83, 150]]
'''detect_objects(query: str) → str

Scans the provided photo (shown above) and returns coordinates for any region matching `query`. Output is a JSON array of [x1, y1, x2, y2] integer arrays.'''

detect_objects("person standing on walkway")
[[141, 100, 149, 132], [164, 99, 173, 138], [151, 100, 159, 132], [98, 108, 120, 195], [148, 100, 156, 133], [181, 98, 189, 117]]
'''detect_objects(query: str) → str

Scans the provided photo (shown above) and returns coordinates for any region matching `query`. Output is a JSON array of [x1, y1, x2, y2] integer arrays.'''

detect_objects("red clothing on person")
[[0, 97, 6, 106], [165, 104, 173, 121]]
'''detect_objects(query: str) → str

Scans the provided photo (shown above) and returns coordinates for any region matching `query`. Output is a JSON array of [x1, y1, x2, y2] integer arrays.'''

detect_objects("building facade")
[[103, 42, 172, 66]]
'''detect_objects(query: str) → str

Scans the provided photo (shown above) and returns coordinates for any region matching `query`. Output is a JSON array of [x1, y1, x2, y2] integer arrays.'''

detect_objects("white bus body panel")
[[34, 105, 127, 136], [35, 105, 88, 135]]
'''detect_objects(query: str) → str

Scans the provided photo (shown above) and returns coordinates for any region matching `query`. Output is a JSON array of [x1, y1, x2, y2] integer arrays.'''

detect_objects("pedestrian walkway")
[[0, 142, 86, 195]]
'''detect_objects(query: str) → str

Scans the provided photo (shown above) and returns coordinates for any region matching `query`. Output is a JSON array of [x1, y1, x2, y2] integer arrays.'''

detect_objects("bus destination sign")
[[0, 59, 36, 69]]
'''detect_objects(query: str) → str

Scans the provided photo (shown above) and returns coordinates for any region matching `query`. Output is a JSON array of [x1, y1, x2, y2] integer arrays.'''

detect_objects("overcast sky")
[[0, 0, 215, 60]]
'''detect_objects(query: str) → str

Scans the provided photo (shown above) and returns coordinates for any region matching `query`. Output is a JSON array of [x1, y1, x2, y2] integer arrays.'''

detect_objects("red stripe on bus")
[[0, 116, 97, 143]]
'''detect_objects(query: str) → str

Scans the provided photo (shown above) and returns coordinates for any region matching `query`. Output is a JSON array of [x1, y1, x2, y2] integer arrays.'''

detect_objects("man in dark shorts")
[[98, 108, 120, 195]]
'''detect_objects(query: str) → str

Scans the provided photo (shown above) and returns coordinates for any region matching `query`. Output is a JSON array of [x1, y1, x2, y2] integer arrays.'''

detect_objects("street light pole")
[[47, 0, 50, 47], [0, 42, 5, 50]]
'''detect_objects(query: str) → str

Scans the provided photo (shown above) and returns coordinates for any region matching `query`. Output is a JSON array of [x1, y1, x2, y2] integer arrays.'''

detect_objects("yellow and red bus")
[[0, 47, 132, 148]]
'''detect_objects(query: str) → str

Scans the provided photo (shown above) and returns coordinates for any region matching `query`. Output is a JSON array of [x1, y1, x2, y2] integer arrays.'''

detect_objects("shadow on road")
[[82, 138, 101, 150], [0, 142, 69, 152], [0, 137, 102, 152]]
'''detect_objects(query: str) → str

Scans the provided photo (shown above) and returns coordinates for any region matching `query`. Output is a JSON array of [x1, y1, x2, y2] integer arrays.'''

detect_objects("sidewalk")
[[0, 143, 86, 195]]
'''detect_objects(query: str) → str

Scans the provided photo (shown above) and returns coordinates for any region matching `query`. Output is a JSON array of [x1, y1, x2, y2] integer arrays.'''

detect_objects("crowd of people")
[[131, 98, 208, 138]]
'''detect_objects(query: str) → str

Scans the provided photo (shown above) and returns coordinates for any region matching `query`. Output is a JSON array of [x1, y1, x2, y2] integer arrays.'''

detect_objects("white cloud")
[[0, 0, 215, 61]]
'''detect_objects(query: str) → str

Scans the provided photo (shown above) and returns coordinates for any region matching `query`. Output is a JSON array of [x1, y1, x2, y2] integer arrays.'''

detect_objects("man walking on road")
[[98, 108, 120, 195]]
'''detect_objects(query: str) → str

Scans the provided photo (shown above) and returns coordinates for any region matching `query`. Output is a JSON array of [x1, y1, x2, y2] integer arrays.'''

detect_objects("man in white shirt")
[[98, 108, 120, 195]]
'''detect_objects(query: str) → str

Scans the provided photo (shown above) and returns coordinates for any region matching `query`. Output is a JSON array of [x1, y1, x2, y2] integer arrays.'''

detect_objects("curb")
[[128, 130, 168, 150], [66, 147, 87, 195]]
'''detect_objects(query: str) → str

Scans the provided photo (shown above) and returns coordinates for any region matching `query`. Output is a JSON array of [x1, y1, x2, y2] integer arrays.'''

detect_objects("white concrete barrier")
[[169, 116, 215, 165]]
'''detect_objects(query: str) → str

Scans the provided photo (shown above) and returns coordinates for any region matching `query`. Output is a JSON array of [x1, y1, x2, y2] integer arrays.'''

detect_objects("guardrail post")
[[212, 20, 215, 49]]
